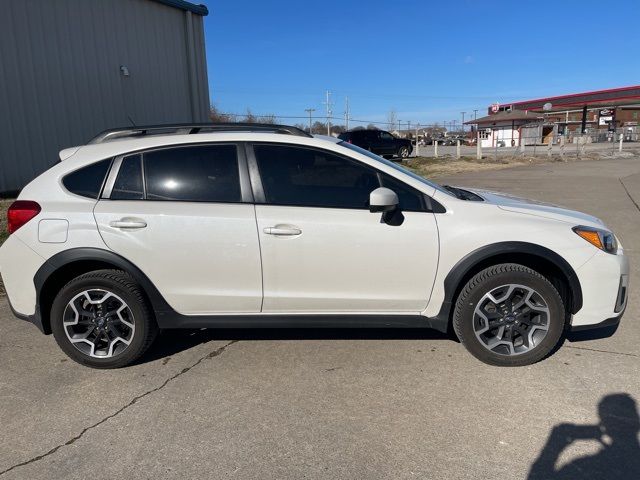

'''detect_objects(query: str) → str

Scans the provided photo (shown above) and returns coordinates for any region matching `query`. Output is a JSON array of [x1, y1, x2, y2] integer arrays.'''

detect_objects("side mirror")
[[369, 187, 399, 213]]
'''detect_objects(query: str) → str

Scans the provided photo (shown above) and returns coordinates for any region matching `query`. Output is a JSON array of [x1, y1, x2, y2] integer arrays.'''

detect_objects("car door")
[[378, 131, 398, 155], [367, 130, 386, 154], [249, 143, 439, 313], [94, 144, 262, 315]]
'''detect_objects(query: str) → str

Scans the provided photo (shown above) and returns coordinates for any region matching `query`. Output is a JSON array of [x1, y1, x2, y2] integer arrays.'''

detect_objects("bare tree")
[[243, 109, 257, 123], [387, 109, 398, 132], [352, 126, 365, 131], [209, 104, 232, 123], [257, 114, 277, 124], [366, 124, 379, 130], [311, 121, 326, 134], [330, 124, 346, 136]]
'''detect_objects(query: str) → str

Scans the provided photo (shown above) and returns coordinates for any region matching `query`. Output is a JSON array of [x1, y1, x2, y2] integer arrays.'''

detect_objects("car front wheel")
[[51, 270, 158, 368], [398, 146, 410, 159], [453, 263, 565, 366]]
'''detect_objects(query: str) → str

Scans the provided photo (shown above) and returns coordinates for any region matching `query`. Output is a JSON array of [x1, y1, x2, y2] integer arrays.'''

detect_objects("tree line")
[[209, 105, 450, 138]]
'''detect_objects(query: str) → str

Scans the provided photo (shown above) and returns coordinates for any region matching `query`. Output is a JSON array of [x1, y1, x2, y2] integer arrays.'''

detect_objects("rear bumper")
[[0, 235, 46, 331], [6, 293, 46, 333]]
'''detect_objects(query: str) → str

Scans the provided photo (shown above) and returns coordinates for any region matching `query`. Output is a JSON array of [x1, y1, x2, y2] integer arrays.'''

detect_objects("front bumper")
[[570, 248, 629, 330]]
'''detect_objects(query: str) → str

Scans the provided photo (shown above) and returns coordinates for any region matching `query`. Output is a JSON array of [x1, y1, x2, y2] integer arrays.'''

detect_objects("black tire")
[[453, 263, 565, 367], [398, 146, 410, 159], [51, 269, 158, 369]]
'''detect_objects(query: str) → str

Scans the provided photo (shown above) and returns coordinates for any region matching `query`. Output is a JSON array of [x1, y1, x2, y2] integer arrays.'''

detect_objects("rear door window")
[[143, 145, 241, 202], [111, 155, 143, 200]]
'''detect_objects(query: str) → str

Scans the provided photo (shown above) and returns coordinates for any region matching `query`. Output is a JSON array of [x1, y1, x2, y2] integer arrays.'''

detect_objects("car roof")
[[60, 131, 345, 166]]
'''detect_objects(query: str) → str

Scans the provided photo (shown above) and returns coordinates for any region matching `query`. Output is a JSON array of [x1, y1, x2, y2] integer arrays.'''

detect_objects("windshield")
[[337, 141, 453, 196]]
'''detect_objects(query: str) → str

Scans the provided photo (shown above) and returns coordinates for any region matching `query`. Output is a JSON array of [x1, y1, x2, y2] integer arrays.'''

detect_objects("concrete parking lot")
[[1, 155, 639, 479]]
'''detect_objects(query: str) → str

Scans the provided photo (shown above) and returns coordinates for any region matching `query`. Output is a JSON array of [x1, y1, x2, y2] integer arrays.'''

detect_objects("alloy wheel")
[[63, 289, 135, 358], [473, 284, 550, 356]]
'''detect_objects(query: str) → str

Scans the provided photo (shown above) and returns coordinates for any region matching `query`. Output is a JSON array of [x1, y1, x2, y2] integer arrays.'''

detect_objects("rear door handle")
[[263, 226, 302, 236], [109, 218, 147, 229]]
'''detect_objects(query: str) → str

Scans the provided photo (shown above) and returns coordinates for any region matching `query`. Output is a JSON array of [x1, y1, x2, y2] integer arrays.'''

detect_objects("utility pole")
[[473, 109, 478, 120], [461, 112, 466, 132], [344, 97, 350, 131], [304, 108, 315, 133], [398, 120, 401, 133], [323, 91, 333, 136]]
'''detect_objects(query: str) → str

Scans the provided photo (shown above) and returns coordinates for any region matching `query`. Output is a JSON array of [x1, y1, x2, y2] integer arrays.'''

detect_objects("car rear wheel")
[[453, 263, 565, 366], [398, 146, 410, 159], [51, 270, 158, 368]]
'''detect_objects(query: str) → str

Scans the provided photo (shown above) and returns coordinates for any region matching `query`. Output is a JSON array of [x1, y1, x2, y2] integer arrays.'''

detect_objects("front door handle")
[[109, 218, 147, 229], [263, 225, 302, 236]]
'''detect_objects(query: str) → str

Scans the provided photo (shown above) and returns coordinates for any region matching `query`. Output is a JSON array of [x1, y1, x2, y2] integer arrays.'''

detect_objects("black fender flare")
[[431, 241, 583, 331], [33, 248, 174, 332]]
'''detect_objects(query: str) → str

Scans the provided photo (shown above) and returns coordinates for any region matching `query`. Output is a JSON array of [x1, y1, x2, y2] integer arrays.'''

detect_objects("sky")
[[202, 0, 640, 128]]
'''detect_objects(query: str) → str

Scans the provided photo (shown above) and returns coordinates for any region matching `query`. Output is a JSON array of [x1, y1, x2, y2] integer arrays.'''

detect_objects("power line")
[[213, 111, 472, 130]]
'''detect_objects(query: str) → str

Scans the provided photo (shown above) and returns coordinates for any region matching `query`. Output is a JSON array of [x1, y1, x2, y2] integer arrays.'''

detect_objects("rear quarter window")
[[62, 159, 111, 199]]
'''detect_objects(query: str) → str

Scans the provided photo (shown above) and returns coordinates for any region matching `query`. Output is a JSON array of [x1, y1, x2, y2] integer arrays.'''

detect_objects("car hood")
[[461, 187, 606, 228]]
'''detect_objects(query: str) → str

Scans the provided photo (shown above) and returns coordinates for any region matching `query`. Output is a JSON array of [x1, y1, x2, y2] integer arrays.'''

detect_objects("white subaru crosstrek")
[[0, 124, 629, 368]]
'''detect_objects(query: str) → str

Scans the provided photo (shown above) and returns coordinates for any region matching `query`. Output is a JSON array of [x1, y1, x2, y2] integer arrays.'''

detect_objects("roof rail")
[[88, 122, 312, 144]]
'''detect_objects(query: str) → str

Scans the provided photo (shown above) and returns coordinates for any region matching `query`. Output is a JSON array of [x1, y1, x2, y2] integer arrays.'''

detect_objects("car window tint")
[[254, 144, 379, 209], [380, 132, 394, 140], [62, 159, 111, 199], [144, 145, 241, 202], [111, 155, 143, 200], [381, 173, 426, 212]]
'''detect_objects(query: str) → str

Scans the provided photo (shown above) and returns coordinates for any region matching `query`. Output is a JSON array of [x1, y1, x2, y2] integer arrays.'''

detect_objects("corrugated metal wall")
[[0, 0, 210, 193]]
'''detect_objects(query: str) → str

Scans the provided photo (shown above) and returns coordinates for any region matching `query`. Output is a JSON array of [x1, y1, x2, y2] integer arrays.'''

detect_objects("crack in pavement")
[[0, 340, 238, 477], [565, 345, 639, 358], [619, 177, 640, 213]]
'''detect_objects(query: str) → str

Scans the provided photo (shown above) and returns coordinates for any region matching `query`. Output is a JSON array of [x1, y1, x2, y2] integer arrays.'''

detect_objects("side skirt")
[[154, 312, 449, 332]]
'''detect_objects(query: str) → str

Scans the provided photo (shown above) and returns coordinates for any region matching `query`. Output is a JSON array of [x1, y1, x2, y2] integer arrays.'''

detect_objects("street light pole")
[[461, 111, 466, 132]]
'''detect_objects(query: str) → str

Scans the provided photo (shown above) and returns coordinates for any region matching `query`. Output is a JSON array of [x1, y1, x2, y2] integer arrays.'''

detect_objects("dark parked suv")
[[338, 129, 413, 159]]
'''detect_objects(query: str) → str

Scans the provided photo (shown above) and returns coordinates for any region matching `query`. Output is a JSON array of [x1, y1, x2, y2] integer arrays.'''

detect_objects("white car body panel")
[[0, 235, 46, 315], [422, 195, 600, 318], [255, 205, 438, 313], [94, 201, 263, 314]]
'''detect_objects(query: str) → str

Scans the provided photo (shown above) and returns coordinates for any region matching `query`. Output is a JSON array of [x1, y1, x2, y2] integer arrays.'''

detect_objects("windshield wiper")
[[443, 185, 464, 199], [443, 185, 483, 202]]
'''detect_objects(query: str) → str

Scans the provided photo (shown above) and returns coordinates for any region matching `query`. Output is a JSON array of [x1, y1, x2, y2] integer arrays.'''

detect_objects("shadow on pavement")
[[528, 393, 640, 480], [141, 327, 452, 364]]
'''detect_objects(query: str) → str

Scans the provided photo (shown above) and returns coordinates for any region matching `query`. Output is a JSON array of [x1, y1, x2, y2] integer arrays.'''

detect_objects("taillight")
[[7, 200, 41, 234]]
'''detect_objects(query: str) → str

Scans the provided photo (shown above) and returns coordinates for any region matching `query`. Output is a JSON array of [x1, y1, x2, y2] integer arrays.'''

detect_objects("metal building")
[[0, 0, 210, 193]]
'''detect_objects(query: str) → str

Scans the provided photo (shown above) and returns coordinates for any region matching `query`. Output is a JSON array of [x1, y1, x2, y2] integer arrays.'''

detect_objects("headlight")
[[573, 226, 618, 254]]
